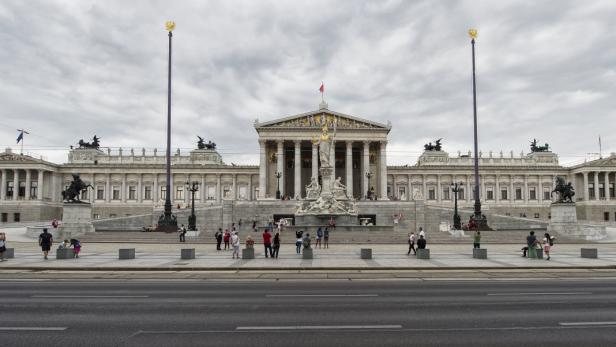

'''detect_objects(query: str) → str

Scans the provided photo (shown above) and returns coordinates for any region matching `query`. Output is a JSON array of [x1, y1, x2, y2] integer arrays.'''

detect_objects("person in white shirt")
[[418, 227, 426, 240], [407, 232, 416, 255], [231, 232, 241, 259]]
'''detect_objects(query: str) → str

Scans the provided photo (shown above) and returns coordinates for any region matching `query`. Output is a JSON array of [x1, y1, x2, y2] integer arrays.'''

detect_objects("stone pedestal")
[[181, 248, 195, 259], [4, 248, 15, 259], [302, 248, 313, 259], [417, 249, 430, 259], [242, 248, 255, 259], [56, 248, 75, 259], [360, 248, 372, 259], [58, 203, 95, 239], [581, 248, 598, 258], [472, 248, 487, 259], [119, 248, 135, 259]]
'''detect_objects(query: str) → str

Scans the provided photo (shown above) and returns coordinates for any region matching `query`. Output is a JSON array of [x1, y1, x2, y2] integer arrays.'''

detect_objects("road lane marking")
[[30, 295, 149, 298], [487, 292, 592, 296], [0, 327, 67, 331], [559, 321, 616, 326], [265, 294, 378, 297], [236, 325, 401, 330]]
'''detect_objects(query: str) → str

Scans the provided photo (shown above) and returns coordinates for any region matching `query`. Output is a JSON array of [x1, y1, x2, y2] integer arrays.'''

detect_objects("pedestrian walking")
[[323, 227, 329, 249], [295, 233, 303, 254], [407, 232, 416, 255], [179, 224, 187, 242], [252, 220, 257, 232], [231, 232, 240, 259], [263, 229, 273, 258], [223, 229, 231, 250], [38, 228, 53, 260], [0, 232, 7, 261], [473, 231, 481, 249], [316, 227, 323, 248], [417, 234, 427, 249], [215, 228, 223, 250], [70, 239, 82, 258], [273, 232, 281, 259], [543, 233, 554, 260]]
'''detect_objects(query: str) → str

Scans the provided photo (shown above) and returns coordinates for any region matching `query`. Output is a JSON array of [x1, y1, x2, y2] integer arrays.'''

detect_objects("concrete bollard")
[[119, 248, 135, 260], [535, 248, 543, 259], [417, 249, 430, 259], [360, 248, 372, 259], [242, 248, 255, 259], [302, 248, 313, 259], [473, 248, 487, 259], [56, 248, 75, 260], [181, 248, 195, 259], [4, 248, 14, 259], [581, 248, 598, 259]]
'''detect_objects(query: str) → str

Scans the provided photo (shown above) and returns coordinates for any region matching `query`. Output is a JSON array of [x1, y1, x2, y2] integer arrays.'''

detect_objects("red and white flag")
[[319, 82, 324, 93]]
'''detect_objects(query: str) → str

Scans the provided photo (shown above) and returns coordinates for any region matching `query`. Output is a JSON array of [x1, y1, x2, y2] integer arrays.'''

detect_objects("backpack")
[[549, 237, 554, 246]]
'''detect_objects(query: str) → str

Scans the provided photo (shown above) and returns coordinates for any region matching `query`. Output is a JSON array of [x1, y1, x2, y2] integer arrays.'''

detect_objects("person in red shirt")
[[262, 229, 273, 258], [223, 229, 231, 250]]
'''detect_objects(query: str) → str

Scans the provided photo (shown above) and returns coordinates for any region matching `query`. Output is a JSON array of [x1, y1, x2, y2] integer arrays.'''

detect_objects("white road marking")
[[487, 292, 592, 296], [0, 327, 67, 331], [265, 294, 378, 297], [236, 325, 402, 331], [559, 321, 616, 326], [30, 295, 149, 298]]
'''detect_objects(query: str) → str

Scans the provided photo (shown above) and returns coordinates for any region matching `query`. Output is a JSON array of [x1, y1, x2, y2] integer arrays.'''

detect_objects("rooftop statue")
[[197, 136, 216, 150], [551, 176, 575, 203], [530, 138, 550, 152], [78, 135, 100, 150], [424, 138, 443, 151], [61, 174, 93, 203]]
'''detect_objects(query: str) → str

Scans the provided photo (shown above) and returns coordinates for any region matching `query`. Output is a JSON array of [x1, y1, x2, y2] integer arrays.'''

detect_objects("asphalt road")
[[1, 279, 616, 346]]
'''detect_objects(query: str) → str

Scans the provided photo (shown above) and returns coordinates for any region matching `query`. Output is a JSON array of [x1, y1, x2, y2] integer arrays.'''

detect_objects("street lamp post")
[[275, 172, 282, 199], [451, 182, 463, 230], [469, 28, 488, 230], [365, 171, 373, 200], [186, 181, 199, 231], [157, 21, 178, 233]]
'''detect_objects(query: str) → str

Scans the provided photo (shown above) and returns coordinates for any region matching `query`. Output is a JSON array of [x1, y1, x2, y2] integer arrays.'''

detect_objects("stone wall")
[[0, 201, 62, 223]]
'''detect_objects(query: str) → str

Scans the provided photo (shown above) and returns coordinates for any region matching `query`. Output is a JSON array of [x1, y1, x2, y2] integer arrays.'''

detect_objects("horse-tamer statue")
[[61, 174, 93, 203], [551, 176, 575, 203]]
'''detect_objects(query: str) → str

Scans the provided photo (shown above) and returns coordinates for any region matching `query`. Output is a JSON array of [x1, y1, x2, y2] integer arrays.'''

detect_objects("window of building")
[[207, 186, 216, 200], [604, 212, 610, 221], [588, 183, 595, 199], [93, 214, 99, 220], [515, 187, 522, 200], [529, 187, 536, 200], [501, 188, 508, 201], [543, 189, 550, 201], [458, 188, 464, 200], [486, 188, 494, 201], [112, 186, 120, 200], [18, 182, 26, 198], [13, 213, 20, 222], [175, 186, 184, 200], [610, 183, 615, 198], [599, 183, 605, 199], [144, 186, 152, 200], [160, 186, 167, 200], [109, 214, 117, 218], [442, 186, 450, 200], [128, 186, 136, 200], [96, 187, 104, 200], [428, 187, 436, 200], [505, 212, 511, 216], [223, 186, 231, 198], [7, 182, 13, 198], [534, 213, 540, 219], [1, 213, 7, 222], [30, 181, 38, 199], [398, 186, 406, 200]]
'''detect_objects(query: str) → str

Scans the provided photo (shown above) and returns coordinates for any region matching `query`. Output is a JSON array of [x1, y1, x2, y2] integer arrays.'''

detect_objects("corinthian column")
[[345, 141, 353, 198], [362, 141, 369, 200], [277, 141, 285, 197], [379, 141, 388, 200], [311, 142, 318, 180], [294, 140, 301, 199], [258, 140, 267, 199]]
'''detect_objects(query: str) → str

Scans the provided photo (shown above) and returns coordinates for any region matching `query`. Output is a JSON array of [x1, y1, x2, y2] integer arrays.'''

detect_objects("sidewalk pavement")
[[1, 242, 615, 271]]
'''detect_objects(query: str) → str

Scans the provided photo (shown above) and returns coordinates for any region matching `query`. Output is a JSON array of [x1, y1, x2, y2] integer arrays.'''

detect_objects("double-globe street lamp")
[[185, 181, 199, 231], [451, 182, 463, 230], [275, 172, 282, 200]]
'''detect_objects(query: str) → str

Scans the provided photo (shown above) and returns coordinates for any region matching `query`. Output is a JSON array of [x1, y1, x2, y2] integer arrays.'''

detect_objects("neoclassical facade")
[[1, 103, 615, 224]]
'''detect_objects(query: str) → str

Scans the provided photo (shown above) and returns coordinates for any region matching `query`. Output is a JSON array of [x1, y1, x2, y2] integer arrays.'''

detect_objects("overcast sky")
[[1, 0, 615, 166]]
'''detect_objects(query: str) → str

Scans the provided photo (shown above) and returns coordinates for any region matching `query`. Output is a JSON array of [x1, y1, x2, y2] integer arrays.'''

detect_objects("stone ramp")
[[78, 229, 589, 244]]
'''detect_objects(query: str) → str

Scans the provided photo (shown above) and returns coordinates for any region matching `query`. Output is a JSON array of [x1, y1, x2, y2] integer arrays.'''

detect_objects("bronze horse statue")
[[551, 176, 575, 203], [61, 174, 93, 203]]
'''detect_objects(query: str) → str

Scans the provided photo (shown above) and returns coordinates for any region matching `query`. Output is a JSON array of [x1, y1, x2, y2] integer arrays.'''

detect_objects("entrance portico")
[[254, 103, 391, 200]]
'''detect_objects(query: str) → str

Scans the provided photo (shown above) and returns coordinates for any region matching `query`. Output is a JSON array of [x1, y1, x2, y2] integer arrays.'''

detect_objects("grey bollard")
[[302, 248, 313, 259], [473, 248, 487, 259], [242, 248, 255, 259], [4, 248, 14, 259], [56, 248, 75, 260], [181, 248, 195, 259], [535, 248, 543, 259], [360, 248, 372, 259], [581, 248, 598, 259], [417, 249, 430, 259], [119, 248, 135, 260]]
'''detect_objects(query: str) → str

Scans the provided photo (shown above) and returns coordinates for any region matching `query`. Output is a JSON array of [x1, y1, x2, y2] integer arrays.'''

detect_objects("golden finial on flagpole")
[[468, 28, 477, 40], [165, 21, 176, 32]]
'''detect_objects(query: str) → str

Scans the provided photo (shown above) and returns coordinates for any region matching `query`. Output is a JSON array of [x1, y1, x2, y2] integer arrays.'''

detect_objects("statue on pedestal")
[[77, 135, 101, 150], [530, 138, 550, 152], [551, 176, 575, 203], [197, 136, 216, 150], [424, 138, 443, 151], [305, 177, 321, 199], [61, 174, 93, 203]]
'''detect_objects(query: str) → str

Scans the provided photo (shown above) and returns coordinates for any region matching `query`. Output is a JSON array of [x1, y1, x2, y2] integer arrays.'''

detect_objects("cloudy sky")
[[1, 0, 615, 166]]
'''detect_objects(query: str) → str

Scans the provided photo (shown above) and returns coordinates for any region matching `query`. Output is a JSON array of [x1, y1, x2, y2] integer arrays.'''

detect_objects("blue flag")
[[16, 131, 23, 144]]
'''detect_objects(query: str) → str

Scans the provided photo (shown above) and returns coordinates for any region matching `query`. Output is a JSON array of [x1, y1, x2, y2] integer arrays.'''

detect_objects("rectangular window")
[[109, 214, 117, 218], [458, 188, 464, 200], [239, 186, 248, 200], [501, 189, 508, 201], [97, 188, 104, 200], [588, 184, 595, 199], [7, 182, 13, 198], [1, 213, 7, 222], [604, 212, 610, 221], [144, 186, 152, 200], [599, 184, 605, 199], [610, 183, 615, 198], [129, 186, 136, 200], [160, 186, 167, 200], [529, 187, 536, 200], [175, 186, 184, 200], [534, 213, 540, 219], [442, 187, 450, 200], [207, 186, 216, 200], [428, 188, 436, 200], [486, 188, 494, 200], [93, 214, 100, 220], [112, 186, 120, 200], [30, 181, 38, 199], [543, 189, 550, 201], [223, 186, 231, 198], [515, 187, 522, 200], [13, 213, 20, 222], [18, 182, 26, 197]]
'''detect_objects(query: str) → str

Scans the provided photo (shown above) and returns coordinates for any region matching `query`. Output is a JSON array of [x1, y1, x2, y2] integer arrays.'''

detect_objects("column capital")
[[293, 140, 301, 146], [258, 139, 267, 146]]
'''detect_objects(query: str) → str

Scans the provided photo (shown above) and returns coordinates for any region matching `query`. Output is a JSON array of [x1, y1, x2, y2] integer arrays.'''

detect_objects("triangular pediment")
[[255, 109, 390, 130], [0, 152, 51, 165], [583, 155, 616, 167]]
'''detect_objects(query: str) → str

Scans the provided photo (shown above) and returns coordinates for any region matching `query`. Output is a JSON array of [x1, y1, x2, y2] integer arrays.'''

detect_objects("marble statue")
[[305, 177, 321, 199]]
